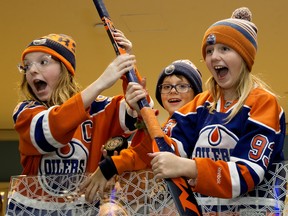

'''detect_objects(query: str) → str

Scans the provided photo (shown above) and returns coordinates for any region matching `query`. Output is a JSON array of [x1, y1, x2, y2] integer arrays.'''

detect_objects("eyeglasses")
[[17, 54, 56, 74], [158, 84, 192, 94]]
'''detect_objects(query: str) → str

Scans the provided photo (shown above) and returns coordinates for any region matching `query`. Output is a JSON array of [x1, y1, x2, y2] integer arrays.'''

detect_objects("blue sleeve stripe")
[[33, 115, 57, 153]]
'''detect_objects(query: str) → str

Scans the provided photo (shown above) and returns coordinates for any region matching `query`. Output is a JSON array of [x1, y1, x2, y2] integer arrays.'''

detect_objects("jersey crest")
[[38, 140, 88, 195], [193, 125, 239, 160]]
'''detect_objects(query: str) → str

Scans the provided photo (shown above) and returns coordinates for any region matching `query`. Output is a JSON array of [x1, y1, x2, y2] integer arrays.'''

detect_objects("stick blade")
[[165, 178, 202, 216]]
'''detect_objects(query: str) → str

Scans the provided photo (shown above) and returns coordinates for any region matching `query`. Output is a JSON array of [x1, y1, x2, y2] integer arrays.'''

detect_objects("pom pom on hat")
[[201, 7, 258, 71], [155, 59, 203, 107], [21, 34, 76, 75], [231, 7, 252, 21]]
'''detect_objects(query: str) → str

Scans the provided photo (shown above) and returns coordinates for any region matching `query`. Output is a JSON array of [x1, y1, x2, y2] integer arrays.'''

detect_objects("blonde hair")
[[19, 62, 81, 107], [206, 62, 276, 123]]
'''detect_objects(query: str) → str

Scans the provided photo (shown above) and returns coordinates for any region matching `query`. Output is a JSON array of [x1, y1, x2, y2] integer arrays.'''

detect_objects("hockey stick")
[[93, 0, 149, 109], [92, 1, 202, 215]]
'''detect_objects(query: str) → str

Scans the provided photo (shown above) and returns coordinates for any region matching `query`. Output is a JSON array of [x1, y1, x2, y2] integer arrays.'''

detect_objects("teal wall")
[[1, 137, 288, 182]]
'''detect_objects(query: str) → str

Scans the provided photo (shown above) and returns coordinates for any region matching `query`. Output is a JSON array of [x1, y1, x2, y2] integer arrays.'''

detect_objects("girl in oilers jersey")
[[8, 30, 145, 214], [147, 7, 286, 214], [85, 7, 286, 214]]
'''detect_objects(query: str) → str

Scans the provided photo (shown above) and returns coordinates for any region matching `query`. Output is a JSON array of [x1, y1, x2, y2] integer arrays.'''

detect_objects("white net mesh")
[[5, 162, 288, 216], [6, 173, 99, 215], [195, 162, 288, 216], [5, 170, 178, 216]]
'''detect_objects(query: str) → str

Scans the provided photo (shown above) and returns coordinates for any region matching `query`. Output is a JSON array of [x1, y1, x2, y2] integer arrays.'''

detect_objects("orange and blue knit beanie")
[[201, 7, 258, 71], [21, 34, 76, 75]]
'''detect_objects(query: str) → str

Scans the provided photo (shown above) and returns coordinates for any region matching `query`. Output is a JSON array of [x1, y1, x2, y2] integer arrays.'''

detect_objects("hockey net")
[[5, 162, 288, 215], [5, 170, 177, 216], [195, 162, 288, 216]]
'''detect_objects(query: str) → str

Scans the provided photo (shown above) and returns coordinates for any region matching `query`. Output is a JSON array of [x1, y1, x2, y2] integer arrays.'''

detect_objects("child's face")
[[205, 43, 243, 93], [24, 52, 62, 102], [161, 75, 195, 116]]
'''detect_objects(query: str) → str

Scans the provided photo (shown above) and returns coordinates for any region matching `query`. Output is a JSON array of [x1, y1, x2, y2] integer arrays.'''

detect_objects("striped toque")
[[201, 7, 258, 71], [22, 34, 76, 75]]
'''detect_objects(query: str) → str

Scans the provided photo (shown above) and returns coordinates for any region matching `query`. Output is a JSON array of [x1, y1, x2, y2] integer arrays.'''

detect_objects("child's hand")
[[79, 168, 108, 203], [125, 82, 148, 113], [148, 152, 183, 179], [113, 29, 133, 54], [98, 54, 136, 90], [148, 151, 198, 180]]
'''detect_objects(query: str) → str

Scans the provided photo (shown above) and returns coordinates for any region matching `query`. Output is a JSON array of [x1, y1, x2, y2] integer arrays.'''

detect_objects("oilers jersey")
[[7, 92, 138, 215], [167, 88, 286, 213], [12, 93, 137, 175]]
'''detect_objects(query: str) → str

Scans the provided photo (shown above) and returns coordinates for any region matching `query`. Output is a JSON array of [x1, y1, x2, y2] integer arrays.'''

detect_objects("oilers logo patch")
[[193, 125, 239, 160], [206, 34, 216, 45], [38, 140, 88, 195]]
